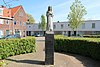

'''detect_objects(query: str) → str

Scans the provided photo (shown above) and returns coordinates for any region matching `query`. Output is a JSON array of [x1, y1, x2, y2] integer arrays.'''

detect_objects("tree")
[[40, 15, 46, 31], [40, 15, 46, 35], [67, 0, 87, 36], [38, 22, 41, 29], [27, 14, 35, 24]]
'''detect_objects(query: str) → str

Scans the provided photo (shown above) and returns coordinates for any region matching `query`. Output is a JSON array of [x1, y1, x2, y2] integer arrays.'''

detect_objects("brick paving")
[[5, 37, 100, 67]]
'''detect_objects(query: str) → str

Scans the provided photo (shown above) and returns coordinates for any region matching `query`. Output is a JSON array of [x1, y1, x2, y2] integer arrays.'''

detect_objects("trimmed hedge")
[[0, 37, 36, 59], [54, 35, 100, 60]]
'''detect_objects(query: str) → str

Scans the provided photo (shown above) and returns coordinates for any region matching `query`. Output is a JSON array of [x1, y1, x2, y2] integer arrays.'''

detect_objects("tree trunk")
[[44, 31, 46, 36]]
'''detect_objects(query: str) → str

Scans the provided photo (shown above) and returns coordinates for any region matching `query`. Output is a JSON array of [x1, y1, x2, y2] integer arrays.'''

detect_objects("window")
[[0, 30, 3, 38], [24, 22, 26, 26], [68, 24, 70, 26], [15, 29, 20, 34], [64, 31, 66, 34], [57, 21, 60, 23], [61, 24, 63, 29], [6, 30, 9, 35], [0, 9, 2, 13], [82, 23, 85, 29], [23, 31, 25, 32], [0, 19, 4, 24], [14, 21, 16, 25], [53, 25, 56, 29], [29, 26, 31, 28], [92, 23, 95, 28], [0, 9, 3, 16], [6, 20, 9, 25], [7, 11, 9, 13]]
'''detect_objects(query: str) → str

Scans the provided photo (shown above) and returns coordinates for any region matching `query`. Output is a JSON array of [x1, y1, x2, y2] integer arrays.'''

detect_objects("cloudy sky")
[[0, 0, 100, 23]]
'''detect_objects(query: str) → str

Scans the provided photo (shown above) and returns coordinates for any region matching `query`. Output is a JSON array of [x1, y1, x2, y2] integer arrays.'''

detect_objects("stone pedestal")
[[45, 31, 54, 65]]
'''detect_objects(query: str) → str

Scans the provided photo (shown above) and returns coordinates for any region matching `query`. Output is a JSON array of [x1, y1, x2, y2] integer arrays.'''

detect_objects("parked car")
[[14, 34, 21, 38], [3, 34, 21, 39], [35, 33, 40, 37]]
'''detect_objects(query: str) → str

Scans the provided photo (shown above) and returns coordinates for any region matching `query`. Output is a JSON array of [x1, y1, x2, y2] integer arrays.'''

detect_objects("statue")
[[45, 6, 54, 65], [46, 6, 53, 31]]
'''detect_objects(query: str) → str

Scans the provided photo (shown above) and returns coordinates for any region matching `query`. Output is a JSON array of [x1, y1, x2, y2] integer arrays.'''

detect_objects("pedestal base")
[[45, 31, 54, 65]]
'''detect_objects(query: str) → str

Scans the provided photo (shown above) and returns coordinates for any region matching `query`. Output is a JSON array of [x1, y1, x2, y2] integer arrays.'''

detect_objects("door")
[[6, 30, 9, 36], [68, 31, 71, 37], [74, 31, 76, 36], [29, 31, 31, 36]]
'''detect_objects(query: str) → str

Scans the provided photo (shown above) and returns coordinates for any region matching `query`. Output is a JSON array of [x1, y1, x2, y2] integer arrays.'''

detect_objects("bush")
[[0, 37, 36, 59], [54, 35, 100, 60]]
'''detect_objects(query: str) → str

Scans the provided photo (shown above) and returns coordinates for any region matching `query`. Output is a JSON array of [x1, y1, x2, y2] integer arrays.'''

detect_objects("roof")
[[10, 5, 21, 17], [3, 8, 10, 17], [53, 20, 100, 23], [84, 20, 100, 22], [2, 5, 22, 18]]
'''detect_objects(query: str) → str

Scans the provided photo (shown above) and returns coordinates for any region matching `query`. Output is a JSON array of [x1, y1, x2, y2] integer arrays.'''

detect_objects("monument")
[[45, 6, 54, 65], [46, 6, 53, 31]]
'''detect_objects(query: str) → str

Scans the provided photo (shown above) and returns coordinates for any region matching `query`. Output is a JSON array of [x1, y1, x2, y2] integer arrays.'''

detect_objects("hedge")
[[0, 37, 36, 59], [54, 35, 100, 60]]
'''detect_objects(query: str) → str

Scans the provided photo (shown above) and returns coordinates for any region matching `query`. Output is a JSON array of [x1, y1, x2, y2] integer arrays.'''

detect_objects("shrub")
[[0, 37, 36, 59], [54, 35, 100, 60]]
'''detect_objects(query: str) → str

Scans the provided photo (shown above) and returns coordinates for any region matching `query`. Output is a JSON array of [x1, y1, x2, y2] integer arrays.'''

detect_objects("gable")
[[10, 5, 21, 17], [13, 6, 28, 22]]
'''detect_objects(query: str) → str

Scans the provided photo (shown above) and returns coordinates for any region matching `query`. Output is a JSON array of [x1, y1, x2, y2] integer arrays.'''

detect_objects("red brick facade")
[[0, 5, 27, 37]]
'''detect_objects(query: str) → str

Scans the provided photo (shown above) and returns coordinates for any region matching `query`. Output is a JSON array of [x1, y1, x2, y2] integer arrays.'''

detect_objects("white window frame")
[[0, 19, 4, 24], [0, 9, 3, 16]]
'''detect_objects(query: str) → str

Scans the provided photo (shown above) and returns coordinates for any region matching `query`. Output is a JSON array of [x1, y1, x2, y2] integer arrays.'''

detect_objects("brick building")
[[0, 5, 28, 38]]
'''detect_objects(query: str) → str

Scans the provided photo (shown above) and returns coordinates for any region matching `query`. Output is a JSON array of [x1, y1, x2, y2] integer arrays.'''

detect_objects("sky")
[[0, 0, 100, 23]]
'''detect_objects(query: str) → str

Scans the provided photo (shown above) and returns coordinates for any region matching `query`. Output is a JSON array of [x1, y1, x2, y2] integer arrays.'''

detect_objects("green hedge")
[[0, 37, 36, 59], [54, 35, 100, 60]]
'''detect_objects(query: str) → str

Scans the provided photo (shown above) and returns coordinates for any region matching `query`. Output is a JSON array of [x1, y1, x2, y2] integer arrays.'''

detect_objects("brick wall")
[[0, 6, 27, 37], [10, 6, 27, 37]]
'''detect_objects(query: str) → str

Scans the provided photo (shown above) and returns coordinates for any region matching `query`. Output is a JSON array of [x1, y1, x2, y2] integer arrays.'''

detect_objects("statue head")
[[48, 6, 52, 11]]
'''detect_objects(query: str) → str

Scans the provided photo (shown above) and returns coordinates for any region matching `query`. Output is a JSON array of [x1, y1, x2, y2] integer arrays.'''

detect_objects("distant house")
[[0, 5, 28, 38], [26, 20, 100, 36]]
